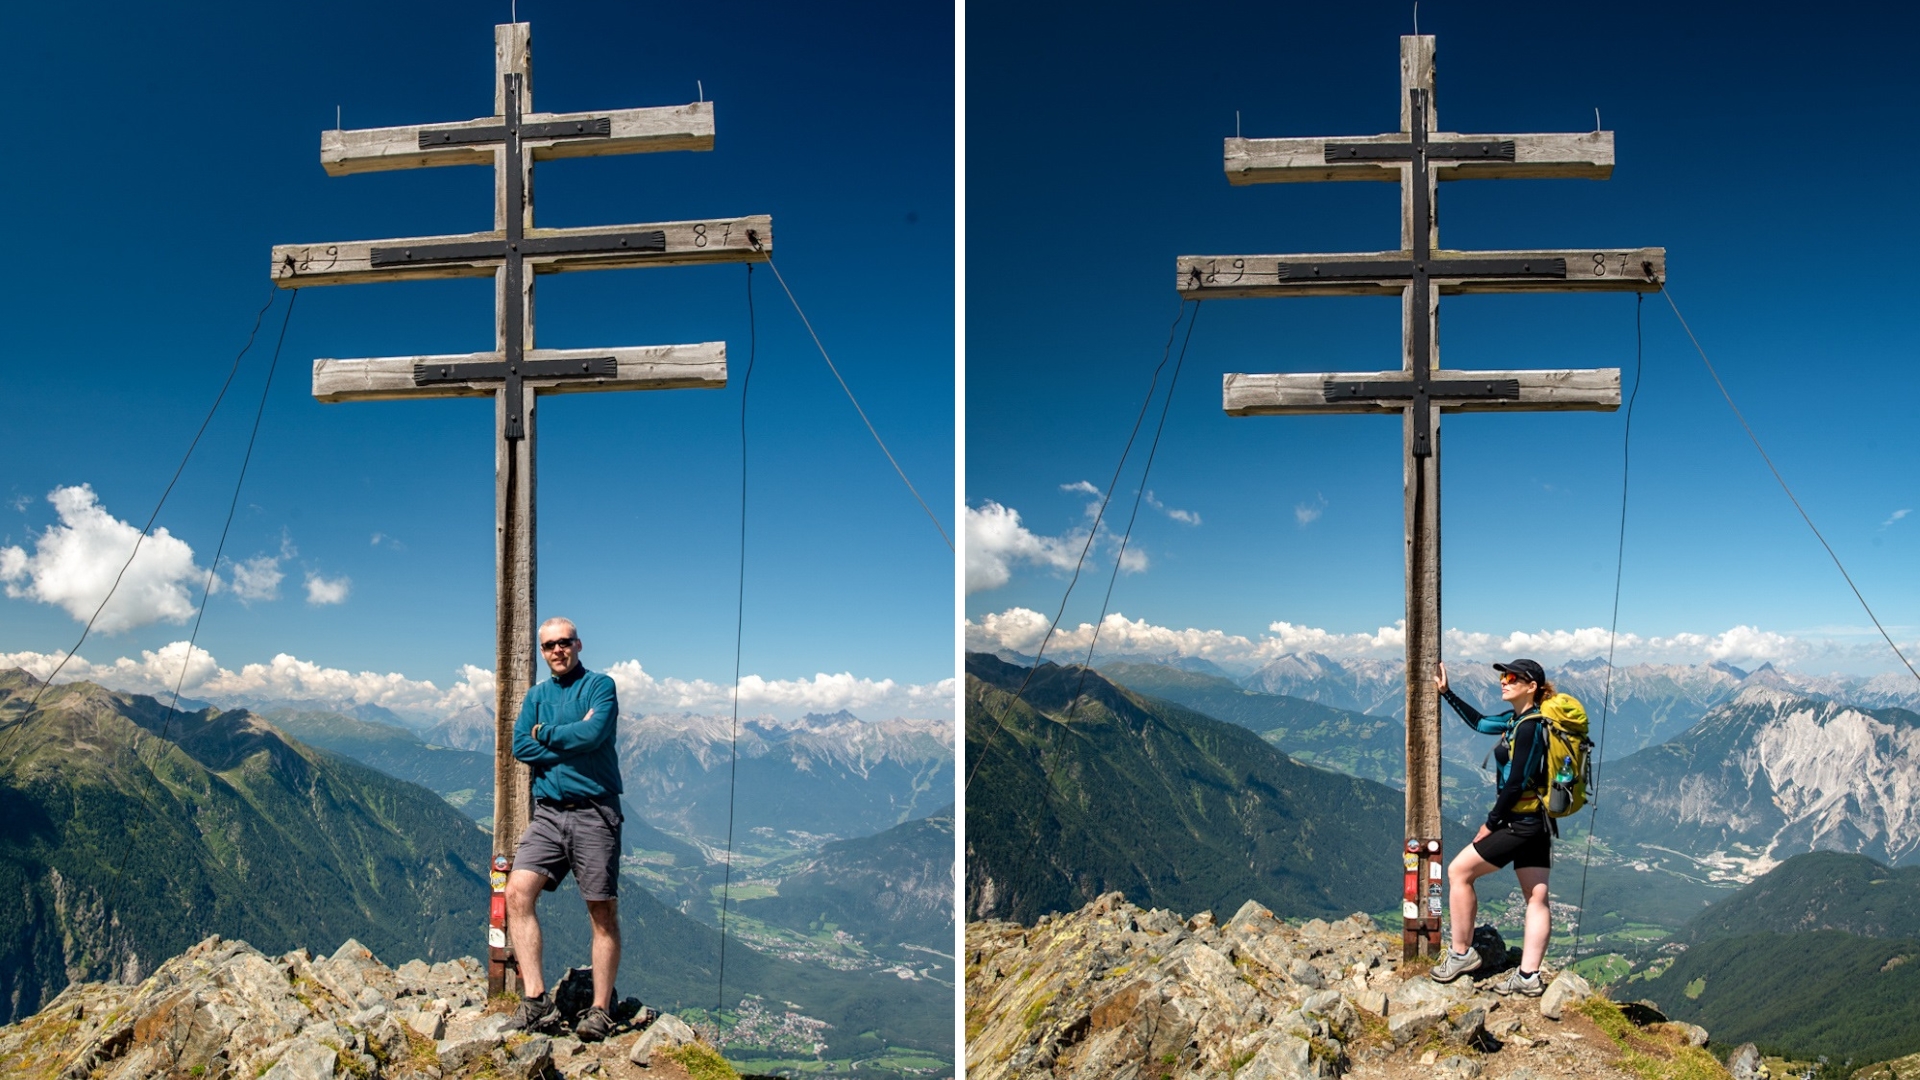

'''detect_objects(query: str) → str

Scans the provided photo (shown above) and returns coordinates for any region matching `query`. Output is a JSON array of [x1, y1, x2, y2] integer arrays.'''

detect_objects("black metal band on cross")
[[1306, 90, 1543, 456], [397, 75, 627, 439]]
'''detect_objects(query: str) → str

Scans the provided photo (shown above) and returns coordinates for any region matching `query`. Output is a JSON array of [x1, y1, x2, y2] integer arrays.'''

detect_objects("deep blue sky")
[[965, 1, 1919, 676], [2, 0, 954, 717]]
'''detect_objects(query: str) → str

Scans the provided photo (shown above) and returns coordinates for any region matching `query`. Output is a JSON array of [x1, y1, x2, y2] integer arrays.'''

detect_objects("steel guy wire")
[[761, 256, 952, 551], [0, 284, 284, 763], [100, 289, 298, 919], [962, 298, 1196, 794], [717, 263, 757, 1019]]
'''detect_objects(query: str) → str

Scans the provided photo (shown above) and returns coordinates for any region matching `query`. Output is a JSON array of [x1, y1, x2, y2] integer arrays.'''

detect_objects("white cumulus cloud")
[[0, 485, 210, 633], [304, 572, 350, 605], [0, 645, 953, 723], [1884, 509, 1912, 529], [965, 495, 1152, 594], [965, 501, 1087, 593], [965, 609, 1850, 673]]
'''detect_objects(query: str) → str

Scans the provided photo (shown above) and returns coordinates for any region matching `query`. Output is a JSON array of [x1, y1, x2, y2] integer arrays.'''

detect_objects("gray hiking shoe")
[[574, 1005, 615, 1043], [1491, 969, 1545, 997], [503, 991, 558, 1033], [1430, 947, 1482, 983]]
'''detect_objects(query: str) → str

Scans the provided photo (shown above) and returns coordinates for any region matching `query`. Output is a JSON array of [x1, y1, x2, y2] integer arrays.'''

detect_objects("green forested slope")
[[1099, 661, 1485, 819], [737, 806, 954, 952], [1643, 930, 1920, 1064], [965, 654, 1411, 925], [1681, 850, 1920, 944], [0, 671, 490, 1024]]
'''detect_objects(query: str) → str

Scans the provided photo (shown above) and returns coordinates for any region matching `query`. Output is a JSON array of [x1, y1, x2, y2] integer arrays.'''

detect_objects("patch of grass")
[[1021, 991, 1056, 1030], [663, 1042, 742, 1080], [1683, 976, 1706, 1000], [1574, 996, 1728, 1080]]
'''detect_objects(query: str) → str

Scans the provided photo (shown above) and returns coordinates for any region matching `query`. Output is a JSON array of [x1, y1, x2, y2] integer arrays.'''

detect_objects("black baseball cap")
[[1493, 658, 1546, 684]]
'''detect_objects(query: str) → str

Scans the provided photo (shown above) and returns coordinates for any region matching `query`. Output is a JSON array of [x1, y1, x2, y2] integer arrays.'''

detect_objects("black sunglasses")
[[540, 636, 579, 651]]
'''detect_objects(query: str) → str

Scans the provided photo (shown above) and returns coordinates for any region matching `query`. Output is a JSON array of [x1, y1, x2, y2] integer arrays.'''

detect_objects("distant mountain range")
[[617, 711, 953, 844], [1598, 685, 1920, 874], [257, 706, 496, 820], [0, 670, 952, 1066], [965, 653, 1475, 925], [1001, 646, 1920, 761]]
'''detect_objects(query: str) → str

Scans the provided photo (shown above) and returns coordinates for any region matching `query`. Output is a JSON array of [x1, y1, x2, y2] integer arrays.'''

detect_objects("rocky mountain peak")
[[966, 893, 1726, 1079], [0, 934, 720, 1080]]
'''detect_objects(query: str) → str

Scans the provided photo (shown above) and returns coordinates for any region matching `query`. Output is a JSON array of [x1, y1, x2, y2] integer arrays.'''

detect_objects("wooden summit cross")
[[1176, 35, 1663, 957], [270, 22, 770, 990]]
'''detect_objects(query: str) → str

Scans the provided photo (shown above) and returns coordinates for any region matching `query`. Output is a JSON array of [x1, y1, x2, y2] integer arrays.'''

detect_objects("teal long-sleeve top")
[[1441, 687, 1545, 827], [511, 664, 622, 802]]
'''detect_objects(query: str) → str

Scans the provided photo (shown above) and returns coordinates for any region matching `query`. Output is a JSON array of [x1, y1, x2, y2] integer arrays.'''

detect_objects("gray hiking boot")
[[574, 1005, 615, 1043], [502, 991, 559, 1033], [1430, 947, 1482, 983], [1491, 968, 1545, 997]]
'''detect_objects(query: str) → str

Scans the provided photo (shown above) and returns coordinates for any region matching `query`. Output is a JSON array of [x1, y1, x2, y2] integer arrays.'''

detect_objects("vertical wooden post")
[[488, 21, 536, 998], [1400, 35, 1445, 959]]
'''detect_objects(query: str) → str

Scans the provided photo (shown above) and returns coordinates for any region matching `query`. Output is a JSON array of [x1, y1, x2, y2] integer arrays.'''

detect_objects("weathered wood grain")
[[1222, 367, 1620, 416], [273, 216, 771, 286], [319, 103, 716, 177], [1175, 247, 1664, 298], [312, 343, 728, 402], [1224, 131, 1614, 185]]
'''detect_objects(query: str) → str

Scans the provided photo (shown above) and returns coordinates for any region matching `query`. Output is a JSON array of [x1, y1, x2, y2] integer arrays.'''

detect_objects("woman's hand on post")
[[1435, 662, 1449, 695]]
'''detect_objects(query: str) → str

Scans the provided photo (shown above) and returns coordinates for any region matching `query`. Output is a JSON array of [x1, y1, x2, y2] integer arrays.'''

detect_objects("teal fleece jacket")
[[511, 665, 622, 802]]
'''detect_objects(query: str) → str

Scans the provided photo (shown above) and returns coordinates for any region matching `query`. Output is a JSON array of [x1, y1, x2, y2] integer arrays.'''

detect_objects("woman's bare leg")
[[1447, 844, 1501, 953], [1514, 865, 1552, 972]]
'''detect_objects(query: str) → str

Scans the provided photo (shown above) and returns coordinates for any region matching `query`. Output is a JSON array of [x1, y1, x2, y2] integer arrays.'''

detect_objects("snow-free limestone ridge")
[[0, 934, 723, 1080], [966, 892, 1728, 1080]]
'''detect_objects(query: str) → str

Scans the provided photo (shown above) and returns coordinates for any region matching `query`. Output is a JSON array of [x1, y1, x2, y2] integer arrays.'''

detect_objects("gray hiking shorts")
[[513, 798, 623, 901]]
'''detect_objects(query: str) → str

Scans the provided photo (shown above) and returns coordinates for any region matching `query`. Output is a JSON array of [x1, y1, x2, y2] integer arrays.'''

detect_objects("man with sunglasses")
[[501, 616, 626, 1041]]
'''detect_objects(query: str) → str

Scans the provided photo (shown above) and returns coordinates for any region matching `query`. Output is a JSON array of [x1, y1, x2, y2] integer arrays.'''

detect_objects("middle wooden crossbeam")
[[1177, 247, 1663, 298], [271, 216, 771, 286]]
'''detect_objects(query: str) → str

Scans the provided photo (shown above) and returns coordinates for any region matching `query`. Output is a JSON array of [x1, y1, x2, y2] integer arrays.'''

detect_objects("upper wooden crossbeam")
[[321, 103, 714, 176], [1225, 130, 1613, 185]]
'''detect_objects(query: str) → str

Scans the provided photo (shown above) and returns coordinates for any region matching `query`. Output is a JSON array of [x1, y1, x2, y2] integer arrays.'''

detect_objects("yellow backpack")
[[1509, 693, 1592, 819]]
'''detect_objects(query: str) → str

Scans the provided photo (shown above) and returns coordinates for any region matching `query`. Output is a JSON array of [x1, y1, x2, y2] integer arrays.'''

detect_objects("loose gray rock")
[[437, 1030, 504, 1072], [497, 1033, 554, 1079], [1387, 1002, 1448, 1046], [1451, 999, 1488, 1045], [1538, 969, 1591, 1021], [628, 1013, 697, 1066], [261, 1038, 338, 1080], [1235, 1034, 1316, 1080], [1730, 1042, 1767, 1080]]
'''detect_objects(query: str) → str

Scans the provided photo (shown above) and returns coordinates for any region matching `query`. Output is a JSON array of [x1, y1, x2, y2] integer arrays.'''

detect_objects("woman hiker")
[[1428, 657, 1555, 996]]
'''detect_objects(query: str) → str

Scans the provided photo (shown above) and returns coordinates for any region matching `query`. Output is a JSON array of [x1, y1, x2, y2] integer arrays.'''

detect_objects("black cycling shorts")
[[1473, 815, 1551, 870]]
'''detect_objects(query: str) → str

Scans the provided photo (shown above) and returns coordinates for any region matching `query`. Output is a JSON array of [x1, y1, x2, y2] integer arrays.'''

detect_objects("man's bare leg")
[[506, 869, 550, 998], [586, 898, 621, 1009]]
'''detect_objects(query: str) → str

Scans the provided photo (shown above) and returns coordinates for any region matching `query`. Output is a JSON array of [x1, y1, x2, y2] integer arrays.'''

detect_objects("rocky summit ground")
[[966, 893, 1733, 1080], [0, 935, 733, 1080]]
